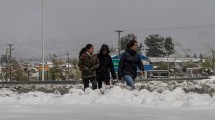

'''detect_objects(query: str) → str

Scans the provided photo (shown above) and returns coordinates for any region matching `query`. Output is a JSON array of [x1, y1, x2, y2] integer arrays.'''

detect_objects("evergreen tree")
[[193, 53, 197, 58], [120, 34, 137, 50], [144, 34, 175, 57], [164, 37, 175, 56], [137, 43, 144, 53], [144, 34, 165, 57], [0, 54, 8, 65], [199, 53, 204, 59], [110, 45, 116, 52], [49, 54, 65, 80]]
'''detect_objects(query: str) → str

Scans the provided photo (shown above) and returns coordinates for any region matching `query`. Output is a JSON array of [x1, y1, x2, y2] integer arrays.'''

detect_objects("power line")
[[115, 30, 123, 59], [61, 30, 113, 43], [123, 23, 215, 32], [8, 37, 41, 57]]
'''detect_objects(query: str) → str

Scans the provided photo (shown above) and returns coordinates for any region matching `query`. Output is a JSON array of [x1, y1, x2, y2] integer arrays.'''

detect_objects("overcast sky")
[[0, 0, 215, 60]]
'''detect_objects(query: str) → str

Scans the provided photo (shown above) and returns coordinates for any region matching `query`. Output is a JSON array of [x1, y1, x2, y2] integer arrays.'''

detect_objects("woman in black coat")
[[96, 44, 117, 89]]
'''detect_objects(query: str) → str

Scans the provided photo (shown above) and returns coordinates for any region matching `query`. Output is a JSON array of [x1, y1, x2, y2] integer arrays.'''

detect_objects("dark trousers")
[[83, 77, 97, 90], [97, 79, 110, 89]]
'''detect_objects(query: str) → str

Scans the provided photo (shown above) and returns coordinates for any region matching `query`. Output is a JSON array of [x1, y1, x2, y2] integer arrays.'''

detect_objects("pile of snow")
[[0, 76, 215, 108], [1, 77, 215, 95], [1, 85, 215, 108]]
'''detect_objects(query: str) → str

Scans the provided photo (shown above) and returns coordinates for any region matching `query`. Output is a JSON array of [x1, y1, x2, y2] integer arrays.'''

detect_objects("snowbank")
[[1, 77, 215, 95], [0, 76, 215, 108], [1, 85, 215, 108]]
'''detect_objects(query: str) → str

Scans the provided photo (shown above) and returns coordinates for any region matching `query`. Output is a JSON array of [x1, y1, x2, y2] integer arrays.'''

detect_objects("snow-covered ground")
[[1, 104, 215, 120], [1, 76, 215, 120]]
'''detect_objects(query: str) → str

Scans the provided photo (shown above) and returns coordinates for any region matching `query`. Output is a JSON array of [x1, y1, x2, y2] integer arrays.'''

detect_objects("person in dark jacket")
[[78, 44, 100, 90], [118, 40, 144, 89], [96, 44, 117, 89]]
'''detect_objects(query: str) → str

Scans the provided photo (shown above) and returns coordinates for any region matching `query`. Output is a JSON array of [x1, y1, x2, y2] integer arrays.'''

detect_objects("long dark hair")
[[99, 44, 110, 55], [79, 44, 93, 58]]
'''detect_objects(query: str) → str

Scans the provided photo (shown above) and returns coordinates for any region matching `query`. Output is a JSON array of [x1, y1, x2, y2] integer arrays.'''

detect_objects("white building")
[[149, 57, 200, 63]]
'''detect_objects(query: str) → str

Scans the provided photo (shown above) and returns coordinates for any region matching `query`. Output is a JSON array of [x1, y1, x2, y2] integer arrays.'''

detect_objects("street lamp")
[[115, 30, 123, 59], [167, 54, 170, 78], [41, 0, 45, 81], [7, 44, 13, 81], [66, 53, 70, 80], [62, 50, 70, 80], [212, 49, 215, 75]]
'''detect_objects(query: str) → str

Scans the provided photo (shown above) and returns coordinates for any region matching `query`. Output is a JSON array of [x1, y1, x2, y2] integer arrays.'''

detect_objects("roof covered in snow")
[[149, 57, 200, 63]]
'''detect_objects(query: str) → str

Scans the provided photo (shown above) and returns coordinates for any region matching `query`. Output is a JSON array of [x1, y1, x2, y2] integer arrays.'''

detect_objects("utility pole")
[[62, 50, 70, 80], [212, 49, 215, 75], [174, 57, 177, 78], [41, 0, 45, 81], [7, 44, 13, 81], [5, 48, 9, 81], [115, 30, 123, 59], [167, 55, 169, 78], [66, 53, 70, 80]]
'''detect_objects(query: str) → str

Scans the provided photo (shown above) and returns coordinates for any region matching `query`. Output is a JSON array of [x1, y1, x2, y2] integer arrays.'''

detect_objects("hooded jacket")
[[78, 51, 100, 79], [96, 45, 116, 81]]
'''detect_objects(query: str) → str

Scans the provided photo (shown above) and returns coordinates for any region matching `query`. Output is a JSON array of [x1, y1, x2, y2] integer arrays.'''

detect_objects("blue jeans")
[[123, 75, 135, 89]]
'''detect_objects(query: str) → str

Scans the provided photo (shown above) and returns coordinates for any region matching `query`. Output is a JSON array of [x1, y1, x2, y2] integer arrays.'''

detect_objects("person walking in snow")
[[78, 44, 100, 90], [118, 39, 144, 90], [96, 44, 117, 89]]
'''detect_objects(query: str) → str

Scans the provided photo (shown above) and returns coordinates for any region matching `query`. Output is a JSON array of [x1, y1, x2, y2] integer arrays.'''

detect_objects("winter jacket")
[[78, 52, 100, 79], [118, 50, 144, 79], [96, 53, 117, 81]]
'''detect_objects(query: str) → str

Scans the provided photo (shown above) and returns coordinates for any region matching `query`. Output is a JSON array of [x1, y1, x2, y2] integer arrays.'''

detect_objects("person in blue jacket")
[[118, 39, 144, 89]]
